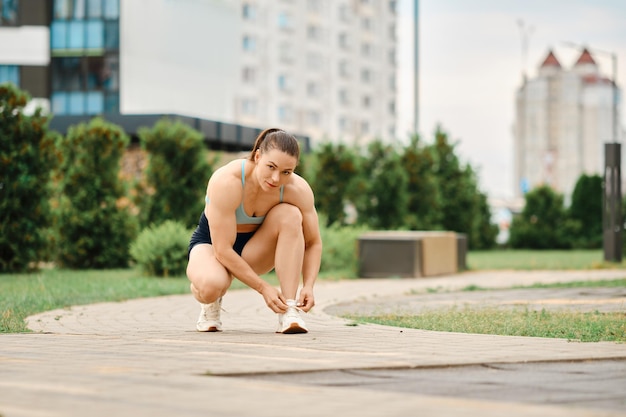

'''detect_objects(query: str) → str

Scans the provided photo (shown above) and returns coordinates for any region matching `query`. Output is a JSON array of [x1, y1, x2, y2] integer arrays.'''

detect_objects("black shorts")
[[188, 212, 255, 258]]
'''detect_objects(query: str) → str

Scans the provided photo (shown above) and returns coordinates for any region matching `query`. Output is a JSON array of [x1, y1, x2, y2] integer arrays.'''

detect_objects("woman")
[[186, 128, 322, 334]]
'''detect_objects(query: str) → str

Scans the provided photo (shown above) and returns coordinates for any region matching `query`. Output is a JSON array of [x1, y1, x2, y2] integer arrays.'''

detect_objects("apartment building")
[[513, 48, 623, 199], [1, 0, 398, 148]]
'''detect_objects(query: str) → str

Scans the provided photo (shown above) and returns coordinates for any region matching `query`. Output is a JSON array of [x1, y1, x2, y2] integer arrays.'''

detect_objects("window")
[[389, 0, 397, 13], [361, 68, 371, 83], [307, 110, 321, 126], [361, 18, 372, 31], [361, 43, 372, 57], [242, 3, 256, 20], [338, 32, 350, 49], [278, 74, 291, 92], [242, 35, 256, 52], [307, 0, 321, 12], [360, 121, 369, 134], [338, 117, 349, 132], [0, 65, 19, 86], [362, 95, 371, 108], [307, 25, 321, 41], [306, 81, 319, 97], [54, 0, 118, 20], [241, 98, 257, 115], [279, 42, 293, 63], [389, 24, 396, 40], [51, 17, 117, 50], [339, 61, 350, 78], [277, 11, 292, 30], [339, 89, 349, 105], [1, 0, 18, 25], [389, 101, 396, 115], [278, 105, 293, 123], [242, 67, 256, 83]]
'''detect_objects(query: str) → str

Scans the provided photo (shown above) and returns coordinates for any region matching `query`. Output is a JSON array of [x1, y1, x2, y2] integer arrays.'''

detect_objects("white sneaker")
[[196, 297, 222, 332], [277, 299, 308, 334]]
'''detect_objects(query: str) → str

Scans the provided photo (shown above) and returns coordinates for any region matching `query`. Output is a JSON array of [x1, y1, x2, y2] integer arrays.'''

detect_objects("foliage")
[[347, 308, 626, 342], [355, 140, 409, 229], [310, 142, 360, 226], [130, 220, 191, 277], [318, 213, 368, 275], [399, 134, 442, 230], [508, 185, 577, 249], [568, 174, 603, 248], [52, 117, 138, 268], [467, 249, 616, 270], [428, 127, 496, 249], [0, 83, 58, 272], [136, 118, 218, 228]]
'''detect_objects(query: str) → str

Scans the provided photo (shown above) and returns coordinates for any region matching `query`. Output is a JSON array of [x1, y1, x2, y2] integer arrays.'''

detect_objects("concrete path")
[[1, 269, 626, 417]]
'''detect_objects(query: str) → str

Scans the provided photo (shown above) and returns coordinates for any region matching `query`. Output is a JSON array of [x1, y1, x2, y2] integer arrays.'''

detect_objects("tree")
[[0, 83, 57, 272], [310, 142, 360, 226], [136, 118, 218, 228], [569, 174, 602, 248], [428, 127, 496, 248], [399, 133, 442, 230], [52, 117, 138, 268], [355, 140, 409, 230], [509, 185, 577, 249]]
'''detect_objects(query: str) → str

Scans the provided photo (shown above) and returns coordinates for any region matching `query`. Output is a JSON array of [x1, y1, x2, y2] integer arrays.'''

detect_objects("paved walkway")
[[1, 270, 626, 417]]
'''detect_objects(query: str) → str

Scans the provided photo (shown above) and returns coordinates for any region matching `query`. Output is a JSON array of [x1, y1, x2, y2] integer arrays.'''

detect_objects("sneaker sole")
[[197, 326, 222, 332], [278, 323, 308, 334]]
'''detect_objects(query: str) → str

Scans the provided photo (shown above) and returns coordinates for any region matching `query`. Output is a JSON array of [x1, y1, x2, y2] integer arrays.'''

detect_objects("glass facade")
[[0, 0, 18, 26], [0, 65, 19, 86], [50, 0, 119, 115]]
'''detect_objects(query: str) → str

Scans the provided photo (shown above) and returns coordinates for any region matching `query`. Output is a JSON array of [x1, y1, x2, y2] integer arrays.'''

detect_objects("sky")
[[396, 0, 626, 199]]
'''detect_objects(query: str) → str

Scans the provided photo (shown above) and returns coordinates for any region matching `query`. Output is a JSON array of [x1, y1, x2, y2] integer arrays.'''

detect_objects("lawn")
[[467, 249, 625, 270], [2, 249, 625, 336]]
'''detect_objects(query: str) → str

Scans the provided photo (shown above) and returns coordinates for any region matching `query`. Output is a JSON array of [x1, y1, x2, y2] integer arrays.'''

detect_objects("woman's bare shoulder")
[[284, 174, 314, 206], [210, 159, 245, 183]]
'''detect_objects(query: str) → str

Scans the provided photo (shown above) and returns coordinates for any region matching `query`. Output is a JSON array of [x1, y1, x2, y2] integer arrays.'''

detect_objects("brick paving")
[[1, 270, 625, 417]]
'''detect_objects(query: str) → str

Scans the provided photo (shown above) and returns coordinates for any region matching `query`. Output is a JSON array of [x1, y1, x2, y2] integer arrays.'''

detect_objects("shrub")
[[0, 83, 57, 272], [319, 214, 368, 276], [136, 118, 219, 228], [130, 221, 191, 277], [52, 117, 138, 268]]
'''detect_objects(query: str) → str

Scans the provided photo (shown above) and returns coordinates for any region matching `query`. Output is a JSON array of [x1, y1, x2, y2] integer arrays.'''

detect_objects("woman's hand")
[[260, 284, 288, 313], [297, 285, 315, 312]]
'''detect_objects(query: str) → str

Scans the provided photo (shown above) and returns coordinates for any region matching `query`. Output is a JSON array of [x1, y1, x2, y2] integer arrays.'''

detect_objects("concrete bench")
[[358, 231, 467, 278]]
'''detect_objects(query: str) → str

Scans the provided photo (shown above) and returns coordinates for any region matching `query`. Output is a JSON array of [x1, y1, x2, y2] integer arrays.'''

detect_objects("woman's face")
[[254, 149, 298, 191]]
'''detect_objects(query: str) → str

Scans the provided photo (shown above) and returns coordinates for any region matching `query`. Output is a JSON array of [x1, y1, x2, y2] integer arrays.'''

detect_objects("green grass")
[[467, 249, 626, 270], [0, 269, 262, 333], [346, 308, 626, 342]]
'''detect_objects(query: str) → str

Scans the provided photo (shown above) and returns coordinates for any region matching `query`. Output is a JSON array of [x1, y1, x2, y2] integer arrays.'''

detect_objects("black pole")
[[603, 143, 622, 262]]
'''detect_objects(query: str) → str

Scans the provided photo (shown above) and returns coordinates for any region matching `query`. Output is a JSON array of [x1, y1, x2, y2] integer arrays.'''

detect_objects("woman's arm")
[[293, 179, 323, 312]]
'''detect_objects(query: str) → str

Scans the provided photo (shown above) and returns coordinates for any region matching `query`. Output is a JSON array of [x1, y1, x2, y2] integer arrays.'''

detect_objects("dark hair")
[[248, 128, 300, 161]]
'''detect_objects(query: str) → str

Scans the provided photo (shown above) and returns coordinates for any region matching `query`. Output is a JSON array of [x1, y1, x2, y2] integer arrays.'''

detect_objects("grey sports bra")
[[205, 160, 284, 225]]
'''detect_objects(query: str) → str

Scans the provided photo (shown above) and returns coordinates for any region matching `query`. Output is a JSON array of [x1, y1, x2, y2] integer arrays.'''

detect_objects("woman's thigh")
[[241, 203, 303, 274], [187, 243, 232, 291]]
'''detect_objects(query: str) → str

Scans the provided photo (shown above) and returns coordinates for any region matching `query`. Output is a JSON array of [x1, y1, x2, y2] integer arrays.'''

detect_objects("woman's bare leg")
[[186, 244, 232, 304], [242, 204, 305, 299]]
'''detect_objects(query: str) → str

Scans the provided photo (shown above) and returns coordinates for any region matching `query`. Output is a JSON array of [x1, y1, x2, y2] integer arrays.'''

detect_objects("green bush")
[[52, 117, 138, 268], [0, 83, 58, 272], [319, 214, 368, 276], [136, 118, 219, 228], [130, 221, 191, 277]]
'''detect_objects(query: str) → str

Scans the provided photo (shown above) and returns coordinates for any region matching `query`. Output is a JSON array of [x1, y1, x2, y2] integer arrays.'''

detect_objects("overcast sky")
[[396, 0, 626, 199]]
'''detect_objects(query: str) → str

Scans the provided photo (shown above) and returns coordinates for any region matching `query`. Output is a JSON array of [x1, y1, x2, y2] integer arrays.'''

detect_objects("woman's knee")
[[268, 203, 303, 231]]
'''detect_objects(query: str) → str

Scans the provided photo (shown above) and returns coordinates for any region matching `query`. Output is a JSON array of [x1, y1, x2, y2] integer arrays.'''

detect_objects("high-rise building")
[[1, 0, 398, 148], [513, 48, 623, 200]]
